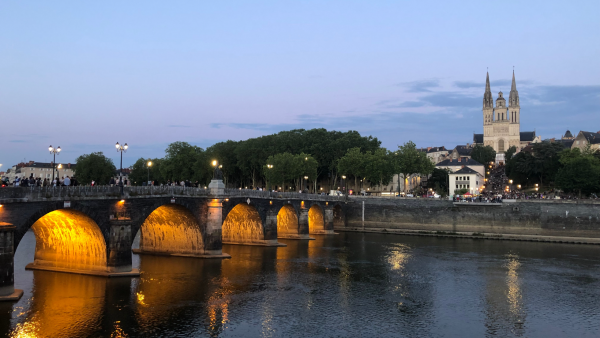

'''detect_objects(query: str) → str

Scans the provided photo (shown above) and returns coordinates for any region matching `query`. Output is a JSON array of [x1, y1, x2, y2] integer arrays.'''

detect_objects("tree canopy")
[[394, 141, 434, 192], [75, 152, 116, 185], [471, 144, 496, 165]]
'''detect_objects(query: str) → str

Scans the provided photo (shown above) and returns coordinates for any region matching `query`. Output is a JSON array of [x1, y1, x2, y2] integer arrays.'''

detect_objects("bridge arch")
[[27, 209, 108, 272], [222, 203, 265, 245], [308, 203, 325, 234], [277, 204, 299, 237], [136, 203, 205, 256]]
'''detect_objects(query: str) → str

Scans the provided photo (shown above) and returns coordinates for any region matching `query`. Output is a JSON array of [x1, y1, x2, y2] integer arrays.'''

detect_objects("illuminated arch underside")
[[222, 204, 265, 245], [308, 205, 325, 234], [31, 209, 107, 271], [277, 205, 299, 236], [140, 204, 204, 255]]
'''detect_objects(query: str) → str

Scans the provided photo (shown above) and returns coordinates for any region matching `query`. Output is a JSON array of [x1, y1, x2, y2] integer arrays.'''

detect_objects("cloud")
[[168, 125, 193, 128], [400, 79, 440, 93], [9, 140, 27, 143]]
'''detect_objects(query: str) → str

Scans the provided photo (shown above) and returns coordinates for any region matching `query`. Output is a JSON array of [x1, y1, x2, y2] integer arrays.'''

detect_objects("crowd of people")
[[2, 174, 76, 187]]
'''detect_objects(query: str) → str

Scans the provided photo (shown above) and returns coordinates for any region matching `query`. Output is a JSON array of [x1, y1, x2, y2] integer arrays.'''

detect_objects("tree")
[[532, 142, 565, 185], [364, 149, 396, 189], [395, 141, 434, 193], [337, 147, 366, 191], [505, 146, 517, 162], [75, 152, 116, 185], [160, 142, 207, 183], [556, 152, 600, 197], [471, 144, 496, 165], [129, 158, 165, 185], [427, 168, 450, 197]]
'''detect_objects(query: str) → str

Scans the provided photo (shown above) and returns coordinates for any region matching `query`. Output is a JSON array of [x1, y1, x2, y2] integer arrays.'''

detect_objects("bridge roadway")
[[0, 183, 348, 301]]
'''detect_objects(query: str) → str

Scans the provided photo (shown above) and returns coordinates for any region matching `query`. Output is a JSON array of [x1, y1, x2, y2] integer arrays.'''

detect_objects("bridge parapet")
[[223, 188, 347, 202], [0, 186, 211, 202]]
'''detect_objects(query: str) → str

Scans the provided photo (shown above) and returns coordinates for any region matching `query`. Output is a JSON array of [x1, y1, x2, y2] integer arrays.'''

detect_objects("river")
[[1, 231, 599, 337]]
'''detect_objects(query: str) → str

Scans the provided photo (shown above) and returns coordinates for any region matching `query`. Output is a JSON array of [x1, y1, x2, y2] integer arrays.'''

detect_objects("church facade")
[[473, 71, 537, 162]]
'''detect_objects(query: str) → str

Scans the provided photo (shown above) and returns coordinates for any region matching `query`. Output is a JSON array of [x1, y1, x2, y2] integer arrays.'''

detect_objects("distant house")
[[436, 158, 485, 178], [448, 166, 485, 197], [449, 145, 473, 162], [571, 131, 600, 151], [418, 146, 448, 164]]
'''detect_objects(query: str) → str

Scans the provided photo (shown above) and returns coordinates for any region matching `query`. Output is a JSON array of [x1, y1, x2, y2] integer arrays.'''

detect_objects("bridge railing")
[[223, 189, 347, 201], [0, 185, 212, 200]]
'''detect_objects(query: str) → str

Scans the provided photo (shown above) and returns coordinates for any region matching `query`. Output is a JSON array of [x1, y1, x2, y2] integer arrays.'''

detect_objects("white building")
[[449, 167, 484, 197]]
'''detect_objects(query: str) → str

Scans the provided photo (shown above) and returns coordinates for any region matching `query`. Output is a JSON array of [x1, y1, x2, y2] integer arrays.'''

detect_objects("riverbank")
[[343, 198, 600, 244], [336, 227, 600, 245]]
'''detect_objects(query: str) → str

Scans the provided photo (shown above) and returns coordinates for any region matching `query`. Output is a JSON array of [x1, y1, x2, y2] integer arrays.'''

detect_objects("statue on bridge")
[[213, 166, 223, 180]]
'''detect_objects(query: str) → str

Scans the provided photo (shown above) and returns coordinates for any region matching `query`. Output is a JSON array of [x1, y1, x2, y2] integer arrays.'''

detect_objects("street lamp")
[[304, 175, 309, 193], [342, 175, 347, 193], [49, 145, 61, 183], [147, 161, 152, 185], [116, 142, 128, 195], [57, 164, 62, 184]]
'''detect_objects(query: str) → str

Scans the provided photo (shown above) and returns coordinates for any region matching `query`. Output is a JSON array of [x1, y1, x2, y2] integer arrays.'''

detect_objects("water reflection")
[[3, 231, 600, 337], [9, 271, 106, 337]]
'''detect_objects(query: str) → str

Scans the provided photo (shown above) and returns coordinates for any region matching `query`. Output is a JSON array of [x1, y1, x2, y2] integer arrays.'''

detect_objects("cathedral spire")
[[483, 71, 493, 108], [509, 70, 519, 107]]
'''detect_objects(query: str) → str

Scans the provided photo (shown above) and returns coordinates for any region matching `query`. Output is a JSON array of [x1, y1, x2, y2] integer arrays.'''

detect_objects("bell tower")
[[482, 72, 494, 144], [508, 70, 520, 124]]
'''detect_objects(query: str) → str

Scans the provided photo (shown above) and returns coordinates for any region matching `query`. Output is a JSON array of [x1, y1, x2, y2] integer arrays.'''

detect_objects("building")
[[3, 161, 76, 182], [449, 167, 485, 197], [571, 131, 600, 151], [436, 158, 485, 178], [449, 145, 473, 161], [418, 146, 448, 164], [473, 71, 537, 163]]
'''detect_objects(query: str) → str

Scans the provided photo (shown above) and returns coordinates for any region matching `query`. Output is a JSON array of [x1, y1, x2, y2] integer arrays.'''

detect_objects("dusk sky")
[[1, 1, 599, 168]]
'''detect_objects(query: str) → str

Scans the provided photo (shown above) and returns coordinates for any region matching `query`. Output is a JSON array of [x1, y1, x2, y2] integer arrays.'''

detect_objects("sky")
[[1, 0, 599, 169]]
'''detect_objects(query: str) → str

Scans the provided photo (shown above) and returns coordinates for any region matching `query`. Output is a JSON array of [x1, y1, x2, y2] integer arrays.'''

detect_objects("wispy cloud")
[[400, 79, 440, 93], [168, 125, 193, 128]]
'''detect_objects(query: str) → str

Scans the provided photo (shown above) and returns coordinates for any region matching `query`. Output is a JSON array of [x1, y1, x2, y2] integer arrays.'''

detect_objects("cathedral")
[[473, 71, 537, 163]]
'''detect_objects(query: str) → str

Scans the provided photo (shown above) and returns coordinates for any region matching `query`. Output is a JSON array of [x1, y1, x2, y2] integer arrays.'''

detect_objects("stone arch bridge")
[[0, 185, 347, 300]]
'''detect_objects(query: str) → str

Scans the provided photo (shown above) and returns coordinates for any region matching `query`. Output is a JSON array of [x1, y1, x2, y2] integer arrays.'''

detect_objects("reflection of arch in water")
[[276, 204, 312, 240], [26, 209, 108, 273], [134, 204, 229, 258], [223, 203, 285, 246], [9, 270, 107, 337]]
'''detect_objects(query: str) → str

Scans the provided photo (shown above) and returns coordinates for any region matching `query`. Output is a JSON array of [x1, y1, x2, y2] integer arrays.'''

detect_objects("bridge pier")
[[0, 225, 23, 301]]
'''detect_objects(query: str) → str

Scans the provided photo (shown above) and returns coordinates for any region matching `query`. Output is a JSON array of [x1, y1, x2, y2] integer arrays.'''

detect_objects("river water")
[[1, 231, 599, 337]]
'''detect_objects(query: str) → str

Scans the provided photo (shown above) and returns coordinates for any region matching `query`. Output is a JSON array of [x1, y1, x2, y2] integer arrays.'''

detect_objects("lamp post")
[[57, 164, 62, 185], [147, 161, 152, 185], [304, 175, 309, 193], [342, 175, 347, 194], [48, 145, 61, 184], [266, 164, 273, 191], [116, 142, 128, 195]]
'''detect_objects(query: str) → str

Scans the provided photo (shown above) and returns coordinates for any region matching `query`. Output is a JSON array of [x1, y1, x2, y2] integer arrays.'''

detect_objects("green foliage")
[[337, 147, 396, 190], [506, 142, 566, 186], [394, 141, 434, 192], [505, 146, 517, 162], [427, 168, 450, 196], [556, 148, 600, 196], [159, 142, 212, 184], [264, 153, 318, 191], [129, 158, 165, 185], [471, 144, 496, 165], [208, 128, 380, 188], [75, 152, 116, 185], [454, 188, 469, 195]]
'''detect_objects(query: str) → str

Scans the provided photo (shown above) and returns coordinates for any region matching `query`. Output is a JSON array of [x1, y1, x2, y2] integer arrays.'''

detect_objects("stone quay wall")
[[341, 198, 600, 239]]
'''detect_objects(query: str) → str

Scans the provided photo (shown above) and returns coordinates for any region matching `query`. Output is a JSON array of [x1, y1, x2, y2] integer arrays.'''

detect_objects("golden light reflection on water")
[[31, 209, 107, 271], [9, 271, 106, 338], [387, 244, 411, 272], [308, 205, 324, 233], [140, 204, 204, 255], [505, 253, 523, 317], [222, 204, 264, 244], [277, 205, 298, 235]]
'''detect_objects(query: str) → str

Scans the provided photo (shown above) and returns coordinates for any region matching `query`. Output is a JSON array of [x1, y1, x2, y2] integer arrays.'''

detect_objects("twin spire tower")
[[480, 71, 523, 160]]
